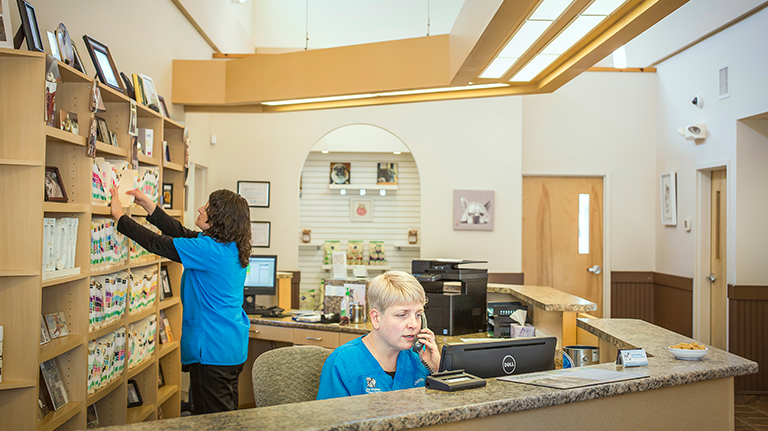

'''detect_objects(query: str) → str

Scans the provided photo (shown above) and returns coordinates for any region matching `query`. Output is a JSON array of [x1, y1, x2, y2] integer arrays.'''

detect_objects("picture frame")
[[330, 162, 351, 185], [15, 0, 43, 52], [82, 35, 124, 94], [377, 162, 398, 185], [162, 183, 173, 209], [158, 365, 166, 388], [160, 265, 173, 298], [251, 221, 271, 248], [0, 0, 13, 49], [453, 190, 494, 231], [158, 95, 169, 118], [350, 199, 373, 222], [138, 73, 161, 112], [660, 171, 677, 226], [46, 31, 60, 60], [109, 131, 119, 148], [56, 23, 74, 67], [95, 116, 111, 144], [71, 40, 86, 74], [44, 166, 68, 202], [238, 181, 270, 208], [58, 110, 79, 135], [126, 379, 143, 408], [120, 71, 135, 100]]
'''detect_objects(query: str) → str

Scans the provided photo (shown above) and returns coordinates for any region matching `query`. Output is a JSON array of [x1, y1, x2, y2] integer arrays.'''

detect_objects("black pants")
[[188, 363, 244, 415]]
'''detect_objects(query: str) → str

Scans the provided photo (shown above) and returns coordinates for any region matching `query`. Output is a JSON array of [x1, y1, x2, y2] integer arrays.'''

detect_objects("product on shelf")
[[368, 241, 386, 265], [40, 358, 69, 411], [89, 271, 128, 331], [347, 240, 364, 265], [128, 267, 157, 313], [87, 328, 126, 394], [90, 218, 128, 270], [323, 241, 340, 265], [127, 315, 157, 369]]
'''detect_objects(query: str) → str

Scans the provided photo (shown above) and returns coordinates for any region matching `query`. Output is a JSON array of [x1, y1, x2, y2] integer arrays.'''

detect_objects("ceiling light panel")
[[541, 15, 606, 55], [263, 93, 375, 106], [498, 20, 553, 58], [583, 0, 628, 16], [479, 57, 518, 79], [530, 0, 575, 20], [510, 54, 559, 82]]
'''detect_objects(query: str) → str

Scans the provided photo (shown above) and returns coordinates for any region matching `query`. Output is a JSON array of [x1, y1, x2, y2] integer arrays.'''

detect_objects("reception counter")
[[102, 318, 757, 431]]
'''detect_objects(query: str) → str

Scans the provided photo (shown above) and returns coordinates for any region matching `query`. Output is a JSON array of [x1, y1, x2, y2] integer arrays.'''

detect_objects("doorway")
[[522, 176, 605, 315], [709, 169, 727, 350]]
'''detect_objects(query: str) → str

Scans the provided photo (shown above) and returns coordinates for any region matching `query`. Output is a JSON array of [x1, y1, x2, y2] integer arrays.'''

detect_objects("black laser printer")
[[412, 259, 488, 336]]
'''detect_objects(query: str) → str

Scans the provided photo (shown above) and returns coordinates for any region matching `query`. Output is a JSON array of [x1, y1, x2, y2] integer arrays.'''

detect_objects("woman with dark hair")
[[110, 187, 251, 414]]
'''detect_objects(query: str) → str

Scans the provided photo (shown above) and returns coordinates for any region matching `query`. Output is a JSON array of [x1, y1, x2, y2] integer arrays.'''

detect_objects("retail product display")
[[87, 328, 126, 394], [347, 240, 364, 265], [40, 358, 69, 410], [128, 267, 157, 313], [323, 241, 340, 265], [91, 218, 128, 270], [368, 241, 387, 265], [44, 311, 70, 339], [127, 315, 156, 369], [89, 271, 128, 330]]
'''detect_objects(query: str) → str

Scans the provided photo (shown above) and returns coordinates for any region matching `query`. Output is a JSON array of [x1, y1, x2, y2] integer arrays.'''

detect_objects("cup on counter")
[[350, 304, 366, 323]]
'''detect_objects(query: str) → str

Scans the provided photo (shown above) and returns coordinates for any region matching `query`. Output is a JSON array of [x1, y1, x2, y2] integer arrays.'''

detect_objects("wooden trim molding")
[[654, 272, 693, 292], [586, 67, 657, 72], [611, 271, 652, 283], [611, 271, 692, 291], [611, 271, 692, 337], [488, 273, 524, 285], [728, 285, 768, 301]]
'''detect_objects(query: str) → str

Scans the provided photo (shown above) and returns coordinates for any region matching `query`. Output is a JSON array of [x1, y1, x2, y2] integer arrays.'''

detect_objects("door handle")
[[587, 265, 602, 274], [708, 273, 716, 282]]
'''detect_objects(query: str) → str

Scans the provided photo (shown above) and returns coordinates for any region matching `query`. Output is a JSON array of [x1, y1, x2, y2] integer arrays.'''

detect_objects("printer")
[[412, 259, 488, 336]]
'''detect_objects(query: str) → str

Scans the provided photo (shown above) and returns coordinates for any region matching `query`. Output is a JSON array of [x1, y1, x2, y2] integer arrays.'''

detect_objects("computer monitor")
[[244, 255, 277, 296], [439, 337, 557, 378]]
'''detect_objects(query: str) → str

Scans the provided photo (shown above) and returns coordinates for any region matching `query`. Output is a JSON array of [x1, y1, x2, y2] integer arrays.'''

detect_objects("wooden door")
[[523, 177, 604, 315], [710, 169, 727, 350]]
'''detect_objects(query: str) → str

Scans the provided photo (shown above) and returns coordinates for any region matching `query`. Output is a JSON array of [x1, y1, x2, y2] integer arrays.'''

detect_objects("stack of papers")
[[499, 367, 648, 389]]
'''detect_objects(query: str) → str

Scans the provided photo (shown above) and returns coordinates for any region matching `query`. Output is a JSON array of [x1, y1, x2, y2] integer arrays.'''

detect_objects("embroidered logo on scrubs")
[[414, 377, 425, 386], [365, 377, 381, 394]]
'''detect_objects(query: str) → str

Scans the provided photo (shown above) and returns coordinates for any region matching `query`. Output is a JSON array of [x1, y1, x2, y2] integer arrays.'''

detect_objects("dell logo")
[[502, 355, 516, 374]]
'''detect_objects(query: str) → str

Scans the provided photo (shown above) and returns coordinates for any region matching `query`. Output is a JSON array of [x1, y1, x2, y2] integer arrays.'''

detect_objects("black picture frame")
[[237, 181, 270, 208], [157, 365, 166, 388], [250, 221, 271, 248], [162, 183, 173, 209], [44, 166, 68, 202], [160, 265, 173, 298], [126, 379, 143, 408], [82, 35, 124, 94], [95, 116, 111, 145], [15, 0, 44, 52], [120, 72, 136, 100], [158, 95, 169, 118]]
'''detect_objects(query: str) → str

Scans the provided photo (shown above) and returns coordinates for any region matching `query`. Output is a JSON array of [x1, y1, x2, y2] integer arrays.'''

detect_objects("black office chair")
[[251, 346, 331, 407]]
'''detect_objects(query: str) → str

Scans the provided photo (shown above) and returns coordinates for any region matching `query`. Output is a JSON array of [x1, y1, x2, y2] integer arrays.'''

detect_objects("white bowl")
[[668, 346, 709, 361]]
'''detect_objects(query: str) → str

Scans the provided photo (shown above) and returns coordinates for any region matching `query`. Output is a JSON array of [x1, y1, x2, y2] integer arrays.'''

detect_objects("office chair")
[[252, 345, 331, 407]]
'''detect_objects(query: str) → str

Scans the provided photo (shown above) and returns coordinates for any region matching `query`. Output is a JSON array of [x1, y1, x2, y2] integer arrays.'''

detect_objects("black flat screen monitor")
[[439, 337, 557, 378], [244, 255, 277, 296]]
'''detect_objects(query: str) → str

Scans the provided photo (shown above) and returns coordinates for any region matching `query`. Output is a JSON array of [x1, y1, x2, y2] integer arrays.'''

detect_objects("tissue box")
[[509, 323, 535, 338]]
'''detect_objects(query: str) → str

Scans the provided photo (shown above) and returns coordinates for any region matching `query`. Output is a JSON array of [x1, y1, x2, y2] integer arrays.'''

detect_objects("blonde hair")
[[367, 271, 425, 313]]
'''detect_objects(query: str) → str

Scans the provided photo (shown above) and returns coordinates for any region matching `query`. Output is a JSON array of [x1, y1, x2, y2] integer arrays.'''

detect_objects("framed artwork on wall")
[[330, 162, 350, 185], [453, 190, 494, 231], [251, 221, 270, 248], [660, 171, 677, 226], [238, 181, 270, 207], [350, 199, 373, 222]]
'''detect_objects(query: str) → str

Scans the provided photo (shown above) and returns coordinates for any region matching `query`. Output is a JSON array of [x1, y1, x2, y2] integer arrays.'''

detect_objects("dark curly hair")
[[203, 189, 251, 268]]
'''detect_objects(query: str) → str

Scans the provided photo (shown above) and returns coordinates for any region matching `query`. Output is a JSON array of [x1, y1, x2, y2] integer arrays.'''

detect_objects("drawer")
[[339, 332, 363, 346], [292, 328, 339, 349], [250, 324, 292, 343]]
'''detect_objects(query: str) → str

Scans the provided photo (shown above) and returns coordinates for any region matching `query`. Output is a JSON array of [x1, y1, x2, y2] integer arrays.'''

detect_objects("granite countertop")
[[488, 283, 597, 312], [104, 319, 757, 431]]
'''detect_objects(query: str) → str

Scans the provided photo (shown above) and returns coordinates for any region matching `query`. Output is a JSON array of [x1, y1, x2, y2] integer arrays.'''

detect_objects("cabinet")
[[0, 48, 185, 430]]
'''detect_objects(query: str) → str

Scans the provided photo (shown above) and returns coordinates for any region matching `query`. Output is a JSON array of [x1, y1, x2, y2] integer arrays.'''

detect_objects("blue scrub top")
[[317, 336, 430, 400], [173, 234, 249, 366]]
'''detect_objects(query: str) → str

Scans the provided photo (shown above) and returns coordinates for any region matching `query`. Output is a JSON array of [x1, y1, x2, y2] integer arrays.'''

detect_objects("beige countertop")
[[488, 283, 597, 312], [102, 318, 757, 431]]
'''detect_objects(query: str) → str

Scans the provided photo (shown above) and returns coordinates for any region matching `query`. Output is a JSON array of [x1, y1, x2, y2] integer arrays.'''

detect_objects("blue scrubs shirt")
[[173, 234, 249, 366], [317, 336, 430, 399]]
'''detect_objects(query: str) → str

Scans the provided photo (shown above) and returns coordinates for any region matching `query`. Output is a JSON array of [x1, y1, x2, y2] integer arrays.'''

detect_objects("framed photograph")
[[158, 365, 166, 388], [377, 162, 398, 185], [0, 0, 13, 49], [44, 166, 68, 202], [15, 0, 43, 52], [138, 73, 161, 111], [82, 35, 124, 94], [120, 71, 135, 100], [251, 221, 271, 248], [126, 379, 143, 408], [95, 116, 110, 144], [238, 181, 270, 207], [56, 23, 74, 66], [86, 404, 100, 428], [58, 110, 79, 135], [162, 183, 173, 209], [109, 131, 119, 147], [71, 40, 86, 74], [40, 359, 68, 411], [330, 162, 350, 185], [160, 265, 173, 298], [453, 190, 494, 231], [350, 199, 373, 222], [46, 31, 60, 60], [660, 171, 677, 226], [159, 95, 169, 118]]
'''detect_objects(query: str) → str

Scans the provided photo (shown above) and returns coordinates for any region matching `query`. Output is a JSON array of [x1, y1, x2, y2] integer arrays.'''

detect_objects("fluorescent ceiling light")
[[479, 57, 518, 79], [321, 150, 329, 154], [613, 45, 627, 69], [583, 0, 627, 16], [263, 93, 376, 106], [510, 54, 558, 82], [498, 21, 553, 58], [541, 15, 606, 55], [530, 0, 574, 20]]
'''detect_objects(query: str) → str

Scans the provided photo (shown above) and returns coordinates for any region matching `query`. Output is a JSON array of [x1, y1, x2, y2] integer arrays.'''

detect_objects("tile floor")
[[735, 395, 768, 430]]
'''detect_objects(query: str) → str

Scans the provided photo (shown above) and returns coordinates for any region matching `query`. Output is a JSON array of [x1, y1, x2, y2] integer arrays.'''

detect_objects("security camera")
[[677, 123, 707, 140], [691, 95, 703, 108]]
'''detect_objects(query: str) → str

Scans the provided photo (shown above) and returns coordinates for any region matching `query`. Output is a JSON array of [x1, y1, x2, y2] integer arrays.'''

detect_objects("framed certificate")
[[238, 181, 270, 208], [251, 221, 270, 248]]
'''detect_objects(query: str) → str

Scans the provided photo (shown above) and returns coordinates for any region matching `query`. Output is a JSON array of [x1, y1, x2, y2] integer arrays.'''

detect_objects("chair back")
[[252, 345, 331, 407]]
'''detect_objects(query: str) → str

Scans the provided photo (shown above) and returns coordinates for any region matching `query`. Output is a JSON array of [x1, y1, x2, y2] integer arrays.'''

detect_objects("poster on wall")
[[660, 172, 677, 226], [453, 190, 494, 231]]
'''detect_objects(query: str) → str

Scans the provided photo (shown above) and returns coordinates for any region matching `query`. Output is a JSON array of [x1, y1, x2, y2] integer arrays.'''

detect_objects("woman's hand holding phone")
[[416, 328, 440, 373]]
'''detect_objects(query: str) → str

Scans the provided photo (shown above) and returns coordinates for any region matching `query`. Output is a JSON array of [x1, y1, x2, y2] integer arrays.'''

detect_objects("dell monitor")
[[244, 255, 277, 296], [439, 337, 557, 378]]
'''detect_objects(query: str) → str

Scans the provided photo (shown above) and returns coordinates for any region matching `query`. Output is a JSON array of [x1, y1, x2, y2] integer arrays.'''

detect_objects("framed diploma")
[[238, 181, 270, 208], [251, 221, 271, 248]]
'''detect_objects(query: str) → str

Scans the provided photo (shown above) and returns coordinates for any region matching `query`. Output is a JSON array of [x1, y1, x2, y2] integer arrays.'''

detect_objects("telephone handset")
[[412, 313, 428, 353]]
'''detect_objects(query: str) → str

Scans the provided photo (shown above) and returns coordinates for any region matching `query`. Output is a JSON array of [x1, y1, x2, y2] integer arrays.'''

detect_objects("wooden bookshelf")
[[0, 50, 185, 430]]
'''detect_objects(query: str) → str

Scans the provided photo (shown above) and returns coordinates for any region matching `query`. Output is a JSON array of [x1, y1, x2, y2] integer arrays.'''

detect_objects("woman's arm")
[[115, 216, 182, 263], [115, 188, 198, 239]]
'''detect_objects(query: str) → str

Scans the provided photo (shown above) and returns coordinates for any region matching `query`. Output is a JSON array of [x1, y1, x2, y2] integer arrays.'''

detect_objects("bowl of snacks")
[[668, 342, 708, 360]]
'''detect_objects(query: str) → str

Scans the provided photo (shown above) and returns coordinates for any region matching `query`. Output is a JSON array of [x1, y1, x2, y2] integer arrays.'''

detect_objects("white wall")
[[186, 96, 523, 273], [736, 120, 768, 284], [521, 72, 658, 271], [654, 7, 768, 281], [178, 0, 254, 52]]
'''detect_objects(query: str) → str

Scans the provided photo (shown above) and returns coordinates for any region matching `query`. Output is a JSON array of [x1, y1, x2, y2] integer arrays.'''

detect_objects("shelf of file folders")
[[90, 272, 129, 331], [127, 315, 157, 370], [130, 219, 161, 264], [91, 218, 128, 271], [43, 216, 80, 281], [128, 267, 158, 314], [91, 158, 160, 207], [88, 328, 127, 395]]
